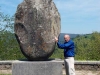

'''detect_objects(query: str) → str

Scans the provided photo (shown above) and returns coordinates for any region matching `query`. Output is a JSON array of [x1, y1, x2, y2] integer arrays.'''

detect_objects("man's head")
[[64, 34, 70, 42]]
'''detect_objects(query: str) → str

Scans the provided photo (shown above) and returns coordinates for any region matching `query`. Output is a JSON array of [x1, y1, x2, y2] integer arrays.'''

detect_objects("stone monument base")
[[12, 60, 63, 75]]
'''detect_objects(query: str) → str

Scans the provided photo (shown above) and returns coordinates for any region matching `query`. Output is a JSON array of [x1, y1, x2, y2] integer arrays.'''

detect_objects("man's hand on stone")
[[55, 37, 58, 43]]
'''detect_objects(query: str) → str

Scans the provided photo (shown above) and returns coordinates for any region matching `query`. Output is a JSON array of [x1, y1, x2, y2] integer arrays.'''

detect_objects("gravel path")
[[0, 70, 100, 75], [63, 70, 100, 75]]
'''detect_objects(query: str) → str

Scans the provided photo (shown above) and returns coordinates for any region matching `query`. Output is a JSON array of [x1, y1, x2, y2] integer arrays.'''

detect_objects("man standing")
[[55, 34, 75, 75]]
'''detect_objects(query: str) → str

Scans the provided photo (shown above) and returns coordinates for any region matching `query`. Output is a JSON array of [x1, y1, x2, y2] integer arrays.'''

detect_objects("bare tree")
[[0, 8, 14, 33]]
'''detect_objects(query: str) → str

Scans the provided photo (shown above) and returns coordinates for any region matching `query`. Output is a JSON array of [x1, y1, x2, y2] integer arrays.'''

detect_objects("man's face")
[[64, 37, 68, 42], [64, 35, 70, 42]]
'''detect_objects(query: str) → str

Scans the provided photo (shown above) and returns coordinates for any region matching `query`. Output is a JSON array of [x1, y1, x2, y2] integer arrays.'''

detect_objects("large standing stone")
[[14, 0, 61, 60]]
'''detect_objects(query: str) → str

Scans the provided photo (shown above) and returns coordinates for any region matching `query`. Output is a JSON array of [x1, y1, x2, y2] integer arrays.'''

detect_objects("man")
[[55, 34, 75, 75]]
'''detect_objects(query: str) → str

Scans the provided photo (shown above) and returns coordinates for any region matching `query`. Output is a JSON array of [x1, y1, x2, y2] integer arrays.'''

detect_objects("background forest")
[[0, 8, 100, 61]]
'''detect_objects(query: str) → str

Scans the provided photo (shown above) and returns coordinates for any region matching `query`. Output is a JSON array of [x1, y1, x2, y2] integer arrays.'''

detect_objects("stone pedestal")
[[12, 60, 63, 75]]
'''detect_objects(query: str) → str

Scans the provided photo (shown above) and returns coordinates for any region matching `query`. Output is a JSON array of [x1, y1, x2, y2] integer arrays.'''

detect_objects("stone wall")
[[0, 61, 12, 70], [0, 60, 100, 71], [75, 61, 100, 71]]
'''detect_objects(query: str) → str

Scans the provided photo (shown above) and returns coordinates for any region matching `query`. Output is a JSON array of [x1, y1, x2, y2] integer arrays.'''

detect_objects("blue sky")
[[0, 0, 100, 34]]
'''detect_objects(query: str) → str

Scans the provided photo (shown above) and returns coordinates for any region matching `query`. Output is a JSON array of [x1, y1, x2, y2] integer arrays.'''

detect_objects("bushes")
[[51, 32, 100, 61], [50, 46, 64, 59], [1, 31, 100, 60], [0, 8, 25, 60], [74, 32, 100, 60], [0, 31, 25, 60]]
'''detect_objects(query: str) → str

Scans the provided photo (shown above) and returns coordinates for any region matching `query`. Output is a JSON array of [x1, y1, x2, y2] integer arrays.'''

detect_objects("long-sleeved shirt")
[[57, 40, 75, 57]]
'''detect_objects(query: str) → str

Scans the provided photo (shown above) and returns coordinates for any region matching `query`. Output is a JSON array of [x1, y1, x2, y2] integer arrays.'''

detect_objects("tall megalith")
[[14, 0, 61, 60]]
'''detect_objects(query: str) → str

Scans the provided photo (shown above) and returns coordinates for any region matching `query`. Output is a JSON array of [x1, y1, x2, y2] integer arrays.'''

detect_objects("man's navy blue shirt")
[[57, 40, 75, 57]]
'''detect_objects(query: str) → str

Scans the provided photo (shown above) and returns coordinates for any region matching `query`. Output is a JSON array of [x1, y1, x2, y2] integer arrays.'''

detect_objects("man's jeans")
[[64, 57, 75, 75]]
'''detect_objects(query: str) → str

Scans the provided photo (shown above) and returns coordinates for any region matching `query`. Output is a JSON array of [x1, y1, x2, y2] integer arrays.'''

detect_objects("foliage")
[[0, 31, 25, 60], [0, 7, 25, 60], [1, 28, 100, 60], [51, 32, 100, 61], [50, 45, 64, 59], [74, 32, 100, 60]]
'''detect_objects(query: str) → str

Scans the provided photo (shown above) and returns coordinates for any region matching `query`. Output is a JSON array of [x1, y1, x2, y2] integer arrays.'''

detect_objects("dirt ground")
[[63, 70, 100, 75], [0, 70, 100, 75], [0, 70, 12, 74]]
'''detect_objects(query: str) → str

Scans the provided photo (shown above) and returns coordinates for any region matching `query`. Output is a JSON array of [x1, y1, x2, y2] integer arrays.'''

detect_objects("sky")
[[0, 0, 100, 34]]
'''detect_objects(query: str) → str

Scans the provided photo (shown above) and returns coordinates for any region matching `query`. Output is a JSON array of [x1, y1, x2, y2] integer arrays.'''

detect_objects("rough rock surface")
[[14, 0, 61, 61]]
